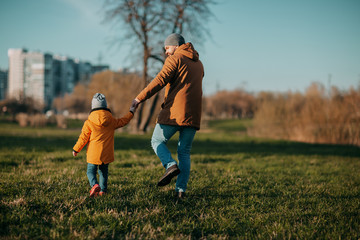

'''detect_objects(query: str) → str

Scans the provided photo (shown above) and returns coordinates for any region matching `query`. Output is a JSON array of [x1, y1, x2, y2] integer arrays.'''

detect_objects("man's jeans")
[[151, 123, 196, 192], [87, 163, 109, 192]]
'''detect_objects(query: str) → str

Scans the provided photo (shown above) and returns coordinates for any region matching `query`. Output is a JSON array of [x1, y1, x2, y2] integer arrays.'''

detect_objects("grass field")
[[0, 120, 359, 239]]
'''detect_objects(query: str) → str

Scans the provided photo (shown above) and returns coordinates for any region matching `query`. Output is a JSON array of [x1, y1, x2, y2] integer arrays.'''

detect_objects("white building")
[[8, 49, 26, 100]]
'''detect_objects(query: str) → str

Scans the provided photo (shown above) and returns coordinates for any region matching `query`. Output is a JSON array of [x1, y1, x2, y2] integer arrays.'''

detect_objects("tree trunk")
[[138, 55, 165, 132], [137, 48, 150, 131], [141, 92, 160, 132]]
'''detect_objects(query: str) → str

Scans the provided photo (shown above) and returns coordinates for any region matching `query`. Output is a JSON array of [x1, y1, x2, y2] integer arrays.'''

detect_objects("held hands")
[[130, 98, 140, 114]]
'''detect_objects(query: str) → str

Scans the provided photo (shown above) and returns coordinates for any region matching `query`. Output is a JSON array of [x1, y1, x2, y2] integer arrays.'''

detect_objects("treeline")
[[205, 83, 360, 146], [53, 71, 145, 116], [1, 71, 359, 146], [52, 70, 161, 131], [54, 72, 257, 124], [204, 90, 256, 119], [250, 83, 360, 146]]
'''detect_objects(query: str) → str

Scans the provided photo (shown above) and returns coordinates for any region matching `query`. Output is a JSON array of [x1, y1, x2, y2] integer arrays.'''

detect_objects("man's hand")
[[72, 150, 78, 157], [130, 98, 140, 113]]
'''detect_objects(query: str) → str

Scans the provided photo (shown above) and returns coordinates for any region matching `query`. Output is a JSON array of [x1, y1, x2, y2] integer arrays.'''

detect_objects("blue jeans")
[[87, 163, 109, 192], [151, 124, 196, 192]]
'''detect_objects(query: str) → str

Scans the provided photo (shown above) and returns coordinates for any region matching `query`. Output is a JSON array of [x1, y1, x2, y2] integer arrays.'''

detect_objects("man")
[[131, 33, 204, 199]]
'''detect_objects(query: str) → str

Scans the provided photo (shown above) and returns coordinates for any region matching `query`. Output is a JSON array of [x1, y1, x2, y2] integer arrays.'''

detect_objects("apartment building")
[[53, 55, 76, 96], [0, 69, 8, 100], [23, 52, 54, 108], [7, 48, 109, 110], [8, 49, 26, 100]]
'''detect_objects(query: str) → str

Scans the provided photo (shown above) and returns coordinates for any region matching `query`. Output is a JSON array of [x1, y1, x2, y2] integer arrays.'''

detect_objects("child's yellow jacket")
[[73, 109, 133, 165]]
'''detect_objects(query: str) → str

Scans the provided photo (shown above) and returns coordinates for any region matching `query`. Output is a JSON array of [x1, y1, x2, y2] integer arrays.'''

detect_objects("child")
[[72, 93, 135, 197]]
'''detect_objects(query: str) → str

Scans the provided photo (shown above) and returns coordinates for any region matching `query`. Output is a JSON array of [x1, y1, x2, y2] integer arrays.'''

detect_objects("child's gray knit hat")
[[164, 33, 185, 47], [91, 93, 107, 109]]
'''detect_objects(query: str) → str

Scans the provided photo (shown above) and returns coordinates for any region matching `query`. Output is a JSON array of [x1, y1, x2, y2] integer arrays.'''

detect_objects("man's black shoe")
[[157, 165, 180, 187]]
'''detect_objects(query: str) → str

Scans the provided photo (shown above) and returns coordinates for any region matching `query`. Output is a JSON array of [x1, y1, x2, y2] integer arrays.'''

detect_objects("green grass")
[[207, 119, 252, 132], [0, 120, 359, 239]]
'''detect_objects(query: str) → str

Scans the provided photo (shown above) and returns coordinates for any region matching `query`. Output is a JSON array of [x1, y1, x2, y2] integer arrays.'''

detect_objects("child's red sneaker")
[[89, 184, 101, 197]]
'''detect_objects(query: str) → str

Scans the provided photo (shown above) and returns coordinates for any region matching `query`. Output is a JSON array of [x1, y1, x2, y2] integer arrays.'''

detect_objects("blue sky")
[[0, 0, 359, 95]]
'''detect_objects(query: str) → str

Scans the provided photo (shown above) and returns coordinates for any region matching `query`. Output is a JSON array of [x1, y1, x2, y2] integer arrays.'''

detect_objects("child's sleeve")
[[114, 112, 134, 129], [73, 120, 91, 153]]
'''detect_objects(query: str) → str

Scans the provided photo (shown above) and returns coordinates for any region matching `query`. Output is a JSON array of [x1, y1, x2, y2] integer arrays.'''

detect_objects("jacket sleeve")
[[114, 112, 134, 129], [136, 56, 177, 102], [73, 120, 91, 153]]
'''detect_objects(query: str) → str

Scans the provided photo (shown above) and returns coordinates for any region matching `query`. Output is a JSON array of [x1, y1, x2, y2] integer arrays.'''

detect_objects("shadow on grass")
[[0, 132, 359, 158], [192, 139, 360, 158]]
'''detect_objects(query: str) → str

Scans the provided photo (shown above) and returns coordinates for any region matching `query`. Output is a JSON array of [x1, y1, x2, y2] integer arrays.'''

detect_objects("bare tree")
[[102, 0, 216, 132]]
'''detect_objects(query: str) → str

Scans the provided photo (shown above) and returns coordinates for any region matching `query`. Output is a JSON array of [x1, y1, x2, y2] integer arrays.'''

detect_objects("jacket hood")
[[88, 108, 112, 127], [175, 42, 199, 61]]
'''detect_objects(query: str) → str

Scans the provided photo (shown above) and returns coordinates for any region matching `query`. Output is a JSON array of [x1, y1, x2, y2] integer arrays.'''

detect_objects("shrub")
[[16, 113, 28, 127], [15, 113, 68, 129], [250, 83, 360, 146], [204, 89, 255, 119], [56, 115, 67, 129], [28, 114, 47, 127]]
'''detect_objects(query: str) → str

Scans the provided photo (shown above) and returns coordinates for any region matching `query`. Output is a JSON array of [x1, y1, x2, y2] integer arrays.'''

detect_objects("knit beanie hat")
[[164, 33, 185, 47], [91, 93, 107, 109]]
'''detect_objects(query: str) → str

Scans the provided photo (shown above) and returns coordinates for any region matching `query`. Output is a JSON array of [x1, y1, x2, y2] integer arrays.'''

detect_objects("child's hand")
[[72, 150, 78, 157], [130, 106, 136, 114], [130, 98, 140, 114]]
